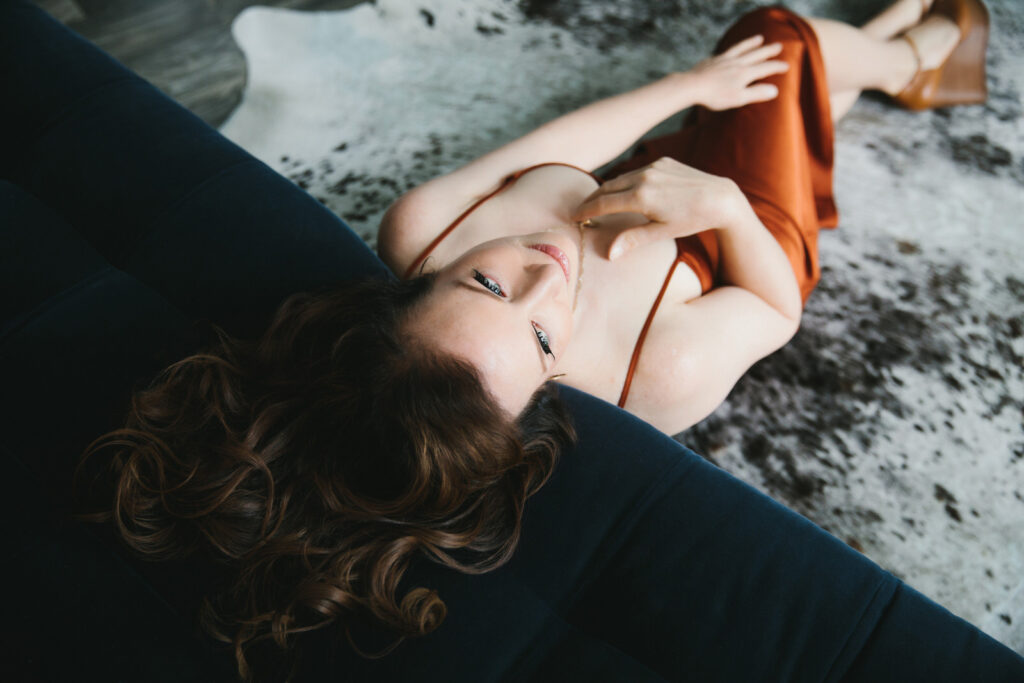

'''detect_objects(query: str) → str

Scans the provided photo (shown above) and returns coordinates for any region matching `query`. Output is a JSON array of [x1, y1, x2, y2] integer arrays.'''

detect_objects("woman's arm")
[[379, 36, 789, 268], [709, 191, 803, 322], [378, 74, 697, 269], [582, 158, 803, 434], [417, 35, 787, 188], [573, 156, 802, 321], [378, 76, 697, 270], [459, 75, 698, 177], [502, 33, 790, 172]]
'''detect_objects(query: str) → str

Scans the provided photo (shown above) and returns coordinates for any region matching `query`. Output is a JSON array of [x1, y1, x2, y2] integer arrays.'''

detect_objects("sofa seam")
[[500, 453, 697, 681], [500, 569, 672, 683], [820, 571, 900, 682], [22, 76, 138, 157], [0, 264, 116, 348], [122, 157, 265, 264], [558, 454, 699, 610]]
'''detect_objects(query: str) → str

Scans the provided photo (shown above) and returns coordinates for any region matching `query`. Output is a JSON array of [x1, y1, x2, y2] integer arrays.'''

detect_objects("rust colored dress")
[[406, 5, 838, 409]]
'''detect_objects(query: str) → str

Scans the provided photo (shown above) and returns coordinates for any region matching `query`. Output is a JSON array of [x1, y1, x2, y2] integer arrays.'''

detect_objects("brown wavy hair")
[[73, 273, 576, 681]]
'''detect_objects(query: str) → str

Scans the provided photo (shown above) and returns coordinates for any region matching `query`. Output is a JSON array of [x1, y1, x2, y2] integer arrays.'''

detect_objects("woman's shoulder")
[[377, 185, 447, 276]]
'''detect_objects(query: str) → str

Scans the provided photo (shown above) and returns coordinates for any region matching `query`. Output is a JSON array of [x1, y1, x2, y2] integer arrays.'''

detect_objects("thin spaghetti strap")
[[402, 162, 601, 280], [403, 176, 516, 279], [617, 258, 681, 408], [513, 161, 602, 184]]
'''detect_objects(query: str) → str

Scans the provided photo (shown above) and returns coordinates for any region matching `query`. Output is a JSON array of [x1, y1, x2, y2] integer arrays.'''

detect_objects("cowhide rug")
[[218, 0, 1024, 652]]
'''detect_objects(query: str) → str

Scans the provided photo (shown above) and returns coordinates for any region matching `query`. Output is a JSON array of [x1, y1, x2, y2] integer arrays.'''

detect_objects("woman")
[[77, 0, 989, 680], [378, 0, 988, 435]]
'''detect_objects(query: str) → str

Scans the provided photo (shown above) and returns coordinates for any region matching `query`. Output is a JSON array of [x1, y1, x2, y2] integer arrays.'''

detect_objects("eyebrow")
[[456, 279, 548, 371]]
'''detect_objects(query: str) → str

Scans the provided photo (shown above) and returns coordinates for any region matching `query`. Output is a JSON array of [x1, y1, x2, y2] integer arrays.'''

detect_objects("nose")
[[517, 257, 567, 307]]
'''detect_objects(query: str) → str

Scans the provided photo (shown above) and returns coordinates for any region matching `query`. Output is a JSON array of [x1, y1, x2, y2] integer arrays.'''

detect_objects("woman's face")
[[404, 231, 581, 417]]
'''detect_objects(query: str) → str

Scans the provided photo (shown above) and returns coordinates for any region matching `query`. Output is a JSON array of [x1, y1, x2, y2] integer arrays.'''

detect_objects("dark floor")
[[35, 0, 366, 127]]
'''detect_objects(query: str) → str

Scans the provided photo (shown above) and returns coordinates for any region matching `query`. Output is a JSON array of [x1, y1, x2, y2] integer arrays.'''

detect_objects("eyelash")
[[473, 269, 505, 297], [533, 323, 555, 360], [472, 270, 555, 360]]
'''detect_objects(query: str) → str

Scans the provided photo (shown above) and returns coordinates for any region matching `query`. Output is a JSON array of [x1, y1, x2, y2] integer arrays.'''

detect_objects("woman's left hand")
[[678, 34, 790, 111], [571, 157, 745, 260]]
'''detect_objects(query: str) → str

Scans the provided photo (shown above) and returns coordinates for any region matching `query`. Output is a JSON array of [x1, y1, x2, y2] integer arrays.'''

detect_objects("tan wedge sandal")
[[894, 0, 989, 110]]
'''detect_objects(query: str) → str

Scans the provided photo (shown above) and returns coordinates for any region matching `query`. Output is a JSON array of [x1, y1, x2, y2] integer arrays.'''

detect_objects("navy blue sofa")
[[3, 1, 1022, 680]]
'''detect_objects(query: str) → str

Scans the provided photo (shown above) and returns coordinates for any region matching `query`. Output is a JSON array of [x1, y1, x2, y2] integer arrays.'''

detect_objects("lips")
[[528, 243, 570, 283]]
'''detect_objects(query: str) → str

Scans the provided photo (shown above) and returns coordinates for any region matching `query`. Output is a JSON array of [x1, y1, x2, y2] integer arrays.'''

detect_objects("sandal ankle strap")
[[902, 33, 923, 79]]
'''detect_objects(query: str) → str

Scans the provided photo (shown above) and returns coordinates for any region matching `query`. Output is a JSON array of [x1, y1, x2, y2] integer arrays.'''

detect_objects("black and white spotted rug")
[[218, 0, 1024, 652]]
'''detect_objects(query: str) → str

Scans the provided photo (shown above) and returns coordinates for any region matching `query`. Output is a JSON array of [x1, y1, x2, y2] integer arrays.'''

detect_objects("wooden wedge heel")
[[894, 0, 989, 110]]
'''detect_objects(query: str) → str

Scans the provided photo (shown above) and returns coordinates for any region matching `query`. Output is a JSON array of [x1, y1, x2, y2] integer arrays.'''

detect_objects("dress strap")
[[617, 258, 681, 408], [402, 162, 601, 280]]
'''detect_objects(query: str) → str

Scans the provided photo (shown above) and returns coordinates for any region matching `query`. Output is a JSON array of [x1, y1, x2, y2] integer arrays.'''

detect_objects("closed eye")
[[472, 269, 505, 297], [532, 322, 555, 360], [470, 270, 554, 363]]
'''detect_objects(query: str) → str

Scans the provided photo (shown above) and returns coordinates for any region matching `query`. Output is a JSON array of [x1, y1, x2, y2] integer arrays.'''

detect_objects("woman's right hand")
[[571, 157, 746, 260], [678, 34, 790, 111]]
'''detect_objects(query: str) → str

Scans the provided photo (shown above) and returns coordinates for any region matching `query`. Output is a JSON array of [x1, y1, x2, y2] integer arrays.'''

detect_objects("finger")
[[738, 41, 784, 65], [743, 82, 780, 104], [608, 224, 665, 260], [571, 185, 617, 222], [747, 59, 790, 82], [720, 34, 764, 58], [571, 169, 646, 216], [588, 171, 639, 196], [572, 189, 642, 222]]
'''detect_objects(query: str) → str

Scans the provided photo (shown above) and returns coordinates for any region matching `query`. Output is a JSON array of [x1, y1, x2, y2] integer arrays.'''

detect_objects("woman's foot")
[[885, 14, 962, 96]]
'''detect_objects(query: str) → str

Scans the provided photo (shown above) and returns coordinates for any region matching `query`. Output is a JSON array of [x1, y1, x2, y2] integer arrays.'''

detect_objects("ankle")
[[882, 37, 921, 95]]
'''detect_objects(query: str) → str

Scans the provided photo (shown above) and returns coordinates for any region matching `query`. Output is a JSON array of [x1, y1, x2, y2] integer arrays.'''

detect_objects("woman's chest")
[[559, 238, 702, 405]]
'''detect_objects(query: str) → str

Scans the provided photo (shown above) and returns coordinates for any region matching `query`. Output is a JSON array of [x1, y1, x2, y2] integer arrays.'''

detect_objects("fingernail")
[[609, 242, 623, 260]]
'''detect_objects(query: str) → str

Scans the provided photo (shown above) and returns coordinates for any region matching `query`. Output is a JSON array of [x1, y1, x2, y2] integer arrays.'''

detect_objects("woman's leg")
[[862, 0, 933, 39], [805, 0, 961, 122]]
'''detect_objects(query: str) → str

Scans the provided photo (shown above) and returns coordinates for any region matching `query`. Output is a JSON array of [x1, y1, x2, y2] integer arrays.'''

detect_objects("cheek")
[[488, 338, 542, 383], [555, 314, 574, 352], [477, 353, 539, 415], [485, 342, 534, 384]]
